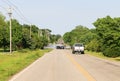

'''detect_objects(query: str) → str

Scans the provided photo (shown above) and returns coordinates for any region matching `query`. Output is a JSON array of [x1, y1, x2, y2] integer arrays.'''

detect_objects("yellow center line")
[[66, 54, 96, 81]]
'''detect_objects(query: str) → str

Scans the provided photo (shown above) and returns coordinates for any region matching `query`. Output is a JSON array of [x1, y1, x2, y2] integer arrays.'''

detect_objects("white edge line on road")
[[9, 53, 48, 81]]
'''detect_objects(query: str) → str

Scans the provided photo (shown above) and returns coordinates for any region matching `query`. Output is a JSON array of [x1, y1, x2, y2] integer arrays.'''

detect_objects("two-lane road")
[[10, 49, 120, 81]]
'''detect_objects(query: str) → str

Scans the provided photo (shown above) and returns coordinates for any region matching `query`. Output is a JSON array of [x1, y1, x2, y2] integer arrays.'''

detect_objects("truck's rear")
[[72, 43, 84, 54]]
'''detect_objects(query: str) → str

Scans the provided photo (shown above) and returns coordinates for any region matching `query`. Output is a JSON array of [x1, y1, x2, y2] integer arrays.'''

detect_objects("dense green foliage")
[[0, 13, 60, 51], [0, 13, 58, 81], [94, 16, 120, 57], [63, 16, 120, 57], [63, 25, 96, 46]]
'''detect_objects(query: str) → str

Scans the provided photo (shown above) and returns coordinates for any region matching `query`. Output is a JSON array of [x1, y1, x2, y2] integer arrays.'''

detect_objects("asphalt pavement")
[[9, 49, 120, 81]]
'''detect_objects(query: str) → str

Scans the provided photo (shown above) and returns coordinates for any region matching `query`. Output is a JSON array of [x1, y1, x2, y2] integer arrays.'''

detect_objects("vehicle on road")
[[72, 43, 84, 54], [56, 44, 65, 49]]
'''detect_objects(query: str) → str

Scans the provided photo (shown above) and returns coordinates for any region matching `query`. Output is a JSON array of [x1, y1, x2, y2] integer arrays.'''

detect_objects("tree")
[[63, 32, 72, 45], [63, 25, 91, 46], [21, 24, 31, 48], [0, 13, 9, 51], [50, 34, 61, 43], [0, 13, 60, 51], [11, 19, 23, 50], [93, 16, 120, 57], [86, 39, 101, 52]]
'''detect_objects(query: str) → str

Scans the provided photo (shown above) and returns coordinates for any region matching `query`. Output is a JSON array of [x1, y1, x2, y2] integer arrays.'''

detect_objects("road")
[[9, 49, 120, 81]]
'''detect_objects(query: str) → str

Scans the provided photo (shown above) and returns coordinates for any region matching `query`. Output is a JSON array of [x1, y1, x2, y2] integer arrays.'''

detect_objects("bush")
[[86, 39, 101, 52], [103, 47, 120, 57]]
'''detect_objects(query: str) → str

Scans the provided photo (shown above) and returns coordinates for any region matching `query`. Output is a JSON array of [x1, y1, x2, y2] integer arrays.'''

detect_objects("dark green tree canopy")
[[93, 16, 120, 57], [0, 13, 58, 51]]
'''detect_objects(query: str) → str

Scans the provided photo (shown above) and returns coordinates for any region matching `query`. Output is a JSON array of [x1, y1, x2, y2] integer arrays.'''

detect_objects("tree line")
[[0, 13, 61, 51], [63, 16, 120, 57]]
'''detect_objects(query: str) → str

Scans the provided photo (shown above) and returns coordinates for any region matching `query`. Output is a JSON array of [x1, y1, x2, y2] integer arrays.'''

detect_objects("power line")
[[2, 0, 32, 24], [5, 0, 30, 23], [0, 5, 7, 11], [1, 0, 11, 6], [13, 8, 32, 24], [1, 0, 39, 39], [5, 0, 18, 8]]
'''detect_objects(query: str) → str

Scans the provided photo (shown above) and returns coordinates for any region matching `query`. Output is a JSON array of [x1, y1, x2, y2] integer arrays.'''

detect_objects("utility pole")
[[8, 7, 12, 53]]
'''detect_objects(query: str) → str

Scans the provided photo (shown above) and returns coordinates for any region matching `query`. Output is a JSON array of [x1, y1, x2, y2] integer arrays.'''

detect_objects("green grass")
[[0, 49, 52, 81], [85, 50, 120, 61]]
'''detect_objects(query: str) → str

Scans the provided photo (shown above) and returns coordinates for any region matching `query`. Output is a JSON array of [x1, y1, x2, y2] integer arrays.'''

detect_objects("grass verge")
[[0, 49, 52, 81], [85, 50, 120, 62]]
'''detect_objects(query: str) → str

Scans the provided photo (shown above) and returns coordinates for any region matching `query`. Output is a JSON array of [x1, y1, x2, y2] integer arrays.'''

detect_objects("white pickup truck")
[[72, 43, 84, 54]]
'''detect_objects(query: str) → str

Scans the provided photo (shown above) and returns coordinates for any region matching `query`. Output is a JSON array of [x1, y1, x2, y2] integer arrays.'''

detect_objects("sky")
[[0, 0, 120, 35]]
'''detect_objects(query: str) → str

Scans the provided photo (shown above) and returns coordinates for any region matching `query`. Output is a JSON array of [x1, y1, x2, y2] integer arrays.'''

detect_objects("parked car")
[[56, 44, 65, 49], [72, 43, 84, 54]]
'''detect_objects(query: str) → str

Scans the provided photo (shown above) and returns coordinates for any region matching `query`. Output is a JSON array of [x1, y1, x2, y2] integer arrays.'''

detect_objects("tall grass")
[[0, 49, 52, 81]]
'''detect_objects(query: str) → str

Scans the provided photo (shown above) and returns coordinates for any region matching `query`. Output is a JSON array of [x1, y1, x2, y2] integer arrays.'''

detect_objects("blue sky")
[[0, 0, 120, 35]]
